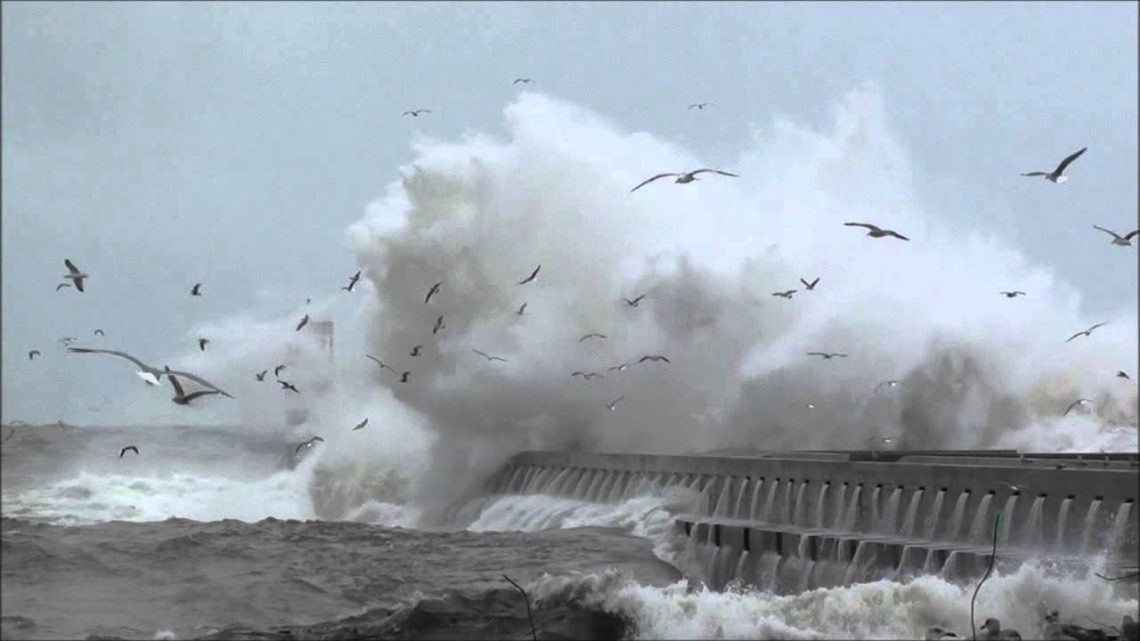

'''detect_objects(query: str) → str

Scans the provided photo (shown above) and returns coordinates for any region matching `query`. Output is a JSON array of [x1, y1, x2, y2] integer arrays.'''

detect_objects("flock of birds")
[[15, 87, 1138, 460]]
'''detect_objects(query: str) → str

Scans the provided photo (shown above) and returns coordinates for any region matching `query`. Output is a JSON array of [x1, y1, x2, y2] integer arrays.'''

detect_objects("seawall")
[[483, 450, 1140, 593]]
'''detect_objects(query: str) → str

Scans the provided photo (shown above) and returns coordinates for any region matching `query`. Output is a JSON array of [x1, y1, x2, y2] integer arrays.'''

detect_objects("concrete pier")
[[485, 450, 1139, 593]]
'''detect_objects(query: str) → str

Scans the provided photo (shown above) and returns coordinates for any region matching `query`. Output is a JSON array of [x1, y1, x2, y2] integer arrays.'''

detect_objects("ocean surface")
[[2, 424, 1137, 640]]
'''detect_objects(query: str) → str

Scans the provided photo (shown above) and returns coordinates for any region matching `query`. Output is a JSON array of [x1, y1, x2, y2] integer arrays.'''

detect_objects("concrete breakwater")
[[483, 450, 1139, 593]]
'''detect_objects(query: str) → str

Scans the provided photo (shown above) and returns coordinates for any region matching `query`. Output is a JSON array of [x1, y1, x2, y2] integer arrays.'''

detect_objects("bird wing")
[[887, 231, 910, 241], [1088, 322, 1107, 332], [689, 168, 739, 178], [425, 282, 441, 303], [844, 222, 881, 232], [165, 369, 233, 397], [517, 265, 541, 284], [56, 283, 69, 290], [65, 259, 81, 276], [491, 356, 508, 362], [1053, 147, 1087, 175], [808, 278, 820, 288], [835, 353, 849, 358], [1124, 230, 1139, 240], [182, 390, 222, 403], [365, 355, 389, 370], [1020, 172, 1047, 177], [1063, 400, 1083, 416], [296, 316, 308, 331], [275, 365, 286, 375], [472, 349, 491, 359], [1064, 331, 1083, 343], [67, 347, 154, 371], [1093, 225, 1122, 240], [806, 352, 826, 357], [630, 173, 678, 192], [167, 374, 187, 398]]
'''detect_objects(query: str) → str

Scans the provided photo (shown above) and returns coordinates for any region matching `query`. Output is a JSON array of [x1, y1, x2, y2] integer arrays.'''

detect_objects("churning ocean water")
[[2, 424, 1137, 641]]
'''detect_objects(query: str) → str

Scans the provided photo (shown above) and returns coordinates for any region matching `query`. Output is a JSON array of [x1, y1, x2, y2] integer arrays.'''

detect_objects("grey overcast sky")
[[2, 1, 1137, 424]]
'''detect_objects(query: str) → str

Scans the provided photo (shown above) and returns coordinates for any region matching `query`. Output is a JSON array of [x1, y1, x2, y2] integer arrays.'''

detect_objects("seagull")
[[94, 329, 105, 336], [1000, 291, 1026, 298], [255, 370, 268, 381], [295, 436, 324, 454], [410, 345, 423, 357], [1021, 147, 1087, 183], [622, 294, 647, 307], [28, 350, 40, 361], [805, 402, 817, 410], [979, 617, 1022, 641], [924, 627, 958, 640], [570, 371, 604, 380], [1065, 322, 1107, 343], [1092, 225, 1139, 247], [996, 481, 1026, 493], [579, 333, 607, 342], [353, 418, 368, 431], [688, 102, 709, 110], [606, 396, 625, 411], [66, 347, 232, 396], [167, 374, 224, 406], [512, 78, 533, 84], [1063, 398, 1094, 416], [119, 445, 139, 458], [425, 281, 442, 304], [342, 270, 362, 291], [63, 259, 88, 292], [638, 355, 670, 364], [630, 168, 738, 192], [874, 380, 902, 392], [55, 283, 71, 291], [274, 364, 286, 377], [279, 380, 300, 394], [844, 222, 910, 241], [1118, 371, 1131, 380], [365, 355, 394, 371], [772, 290, 797, 299], [800, 277, 820, 291], [432, 315, 445, 334], [397, 371, 410, 383], [607, 363, 629, 372], [59, 336, 77, 347], [517, 265, 541, 285], [296, 314, 310, 331], [472, 349, 508, 363], [402, 109, 432, 117], [191, 283, 202, 296], [515, 303, 527, 316], [807, 352, 848, 360], [198, 338, 209, 352]]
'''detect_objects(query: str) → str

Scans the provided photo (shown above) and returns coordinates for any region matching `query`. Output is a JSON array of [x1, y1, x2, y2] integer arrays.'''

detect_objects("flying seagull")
[[1021, 147, 1087, 183], [1065, 322, 1107, 343], [432, 315, 445, 334], [63, 259, 88, 292], [255, 370, 268, 381], [607, 363, 629, 372], [1118, 371, 1131, 380], [631, 168, 738, 192], [398, 371, 410, 383], [515, 303, 527, 316], [353, 418, 368, 431], [517, 265, 541, 285], [365, 355, 394, 371], [55, 283, 71, 291], [606, 396, 625, 411], [570, 371, 604, 380], [622, 294, 647, 307], [996, 481, 1027, 494], [472, 349, 508, 363], [688, 102, 709, 110], [410, 345, 423, 357], [513, 78, 533, 84], [94, 329, 105, 336], [638, 355, 670, 364], [579, 332, 607, 342], [807, 352, 848, 360], [279, 380, 300, 394], [1000, 291, 1026, 298], [772, 290, 797, 299], [167, 374, 223, 406], [342, 270, 362, 292], [844, 222, 910, 241], [800, 277, 820, 291], [198, 338, 209, 352], [805, 402, 816, 410], [1092, 225, 1139, 247], [402, 109, 432, 117], [296, 314, 310, 332], [119, 445, 139, 458], [28, 350, 40, 361], [425, 281, 442, 304], [66, 347, 232, 396], [1063, 398, 1094, 416], [874, 380, 902, 392], [274, 365, 286, 377], [191, 283, 202, 296], [295, 436, 324, 454]]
